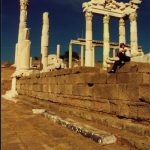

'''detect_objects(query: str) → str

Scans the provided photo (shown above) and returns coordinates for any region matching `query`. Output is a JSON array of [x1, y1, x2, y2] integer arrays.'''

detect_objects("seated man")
[[108, 43, 131, 73]]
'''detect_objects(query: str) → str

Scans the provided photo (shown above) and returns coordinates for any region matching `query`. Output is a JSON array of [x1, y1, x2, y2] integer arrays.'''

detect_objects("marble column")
[[92, 46, 95, 67], [57, 44, 60, 59], [30, 57, 32, 68], [81, 45, 84, 66], [69, 44, 72, 68], [85, 11, 93, 67], [119, 18, 126, 44], [129, 12, 138, 55], [17, 28, 31, 71], [15, 0, 28, 68], [113, 48, 116, 59], [41, 12, 49, 71], [103, 15, 110, 69]]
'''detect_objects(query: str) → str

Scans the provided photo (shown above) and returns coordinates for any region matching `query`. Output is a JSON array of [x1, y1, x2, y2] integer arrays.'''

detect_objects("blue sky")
[[1, 0, 150, 62]]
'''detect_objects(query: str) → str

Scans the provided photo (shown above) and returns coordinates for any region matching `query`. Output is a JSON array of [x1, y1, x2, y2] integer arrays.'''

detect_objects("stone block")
[[57, 76, 66, 84], [143, 73, 150, 84], [128, 104, 138, 119], [39, 92, 49, 100], [139, 85, 150, 103], [48, 84, 58, 94], [42, 84, 49, 92], [117, 62, 138, 73], [137, 104, 150, 121], [138, 63, 150, 73], [94, 84, 118, 99], [72, 84, 93, 97], [109, 100, 119, 115], [117, 73, 143, 84], [107, 74, 117, 84], [118, 84, 139, 101], [48, 77, 57, 84], [71, 67, 99, 74], [64, 85, 73, 95]]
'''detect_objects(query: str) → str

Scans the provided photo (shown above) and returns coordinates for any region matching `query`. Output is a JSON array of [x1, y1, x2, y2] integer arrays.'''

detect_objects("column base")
[[2, 90, 18, 103]]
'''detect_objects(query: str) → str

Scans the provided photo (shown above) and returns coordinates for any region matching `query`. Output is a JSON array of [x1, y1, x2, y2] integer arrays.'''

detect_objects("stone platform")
[[15, 62, 150, 150]]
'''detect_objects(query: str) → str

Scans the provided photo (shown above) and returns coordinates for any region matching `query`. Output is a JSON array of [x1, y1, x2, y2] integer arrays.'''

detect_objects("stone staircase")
[[16, 62, 150, 150], [17, 95, 150, 150]]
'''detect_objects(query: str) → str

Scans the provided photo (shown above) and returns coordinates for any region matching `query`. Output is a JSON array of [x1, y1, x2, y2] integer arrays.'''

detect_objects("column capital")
[[20, 0, 28, 10], [103, 15, 110, 24], [129, 12, 137, 22], [119, 18, 125, 26], [85, 11, 93, 21]]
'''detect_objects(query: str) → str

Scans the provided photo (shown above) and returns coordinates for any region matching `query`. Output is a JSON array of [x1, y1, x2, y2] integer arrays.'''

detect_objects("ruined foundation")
[[16, 62, 150, 150]]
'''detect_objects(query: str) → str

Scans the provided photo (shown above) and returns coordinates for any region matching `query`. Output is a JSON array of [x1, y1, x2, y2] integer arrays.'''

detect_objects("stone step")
[[17, 95, 150, 150]]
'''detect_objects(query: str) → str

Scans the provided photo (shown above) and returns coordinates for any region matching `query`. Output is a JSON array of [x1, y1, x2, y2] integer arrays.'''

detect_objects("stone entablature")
[[82, 0, 142, 18]]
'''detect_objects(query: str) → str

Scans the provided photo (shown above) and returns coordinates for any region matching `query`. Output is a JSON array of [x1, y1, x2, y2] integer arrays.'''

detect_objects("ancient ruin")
[[82, 0, 143, 69], [41, 12, 49, 72], [2, 0, 150, 149], [15, 0, 31, 72]]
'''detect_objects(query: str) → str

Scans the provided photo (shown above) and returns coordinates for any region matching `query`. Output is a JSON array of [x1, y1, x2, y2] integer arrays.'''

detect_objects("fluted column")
[[57, 44, 60, 59], [69, 44, 72, 68], [41, 12, 49, 71], [119, 18, 126, 44], [103, 15, 110, 69], [129, 12, 138, 55], [85, 11, 93, 66], [81, 45, 84, 66]]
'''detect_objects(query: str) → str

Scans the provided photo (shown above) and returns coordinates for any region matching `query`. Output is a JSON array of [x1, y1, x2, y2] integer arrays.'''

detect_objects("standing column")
[[30, 57, 32, 68], [15, 0, 29, 70], [129, 12, 138, 55], [69, 44, 72, 68], [41, 12, 49, 71], [57, 44, 60, 59], [81, 45, 84, 66], [119, 18, 126, 44], [92, 46, 95, 67], [103, 15, 110, 69], [85, 11, 93, 67]]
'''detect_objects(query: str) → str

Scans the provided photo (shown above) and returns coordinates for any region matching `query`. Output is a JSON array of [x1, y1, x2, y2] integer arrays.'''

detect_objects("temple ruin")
[[82, 0, 143, 69], [2, 1, 150, 148]]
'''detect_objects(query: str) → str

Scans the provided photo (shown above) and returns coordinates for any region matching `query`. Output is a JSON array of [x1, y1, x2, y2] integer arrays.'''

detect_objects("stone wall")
[[1, 80, 12, 94], [16, 62, 150, 123]]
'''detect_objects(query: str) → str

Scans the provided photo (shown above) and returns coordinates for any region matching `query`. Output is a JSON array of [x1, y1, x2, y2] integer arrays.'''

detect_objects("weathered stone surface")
[[137, 103, 150, 121], [72, 84, 93, 97], [117, 62, 138, 73], [107, 74, 117, 84], [94, 84, 118, 99], [138, 63, 150, 73], [143, 73, 150, 84], [118, 84, 139, 101], [139, 85, 150, 103], [117, 73, 143, 84]]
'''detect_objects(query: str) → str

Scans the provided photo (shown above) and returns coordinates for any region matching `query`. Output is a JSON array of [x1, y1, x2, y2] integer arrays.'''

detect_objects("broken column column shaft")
[[41, 12, 49, 70], [57, 44, 60, 59], [15, 0, 31, 71]]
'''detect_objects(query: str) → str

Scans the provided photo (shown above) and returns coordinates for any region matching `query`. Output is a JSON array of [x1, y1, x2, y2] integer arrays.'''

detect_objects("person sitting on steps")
[[108, 43, 131, 73]]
